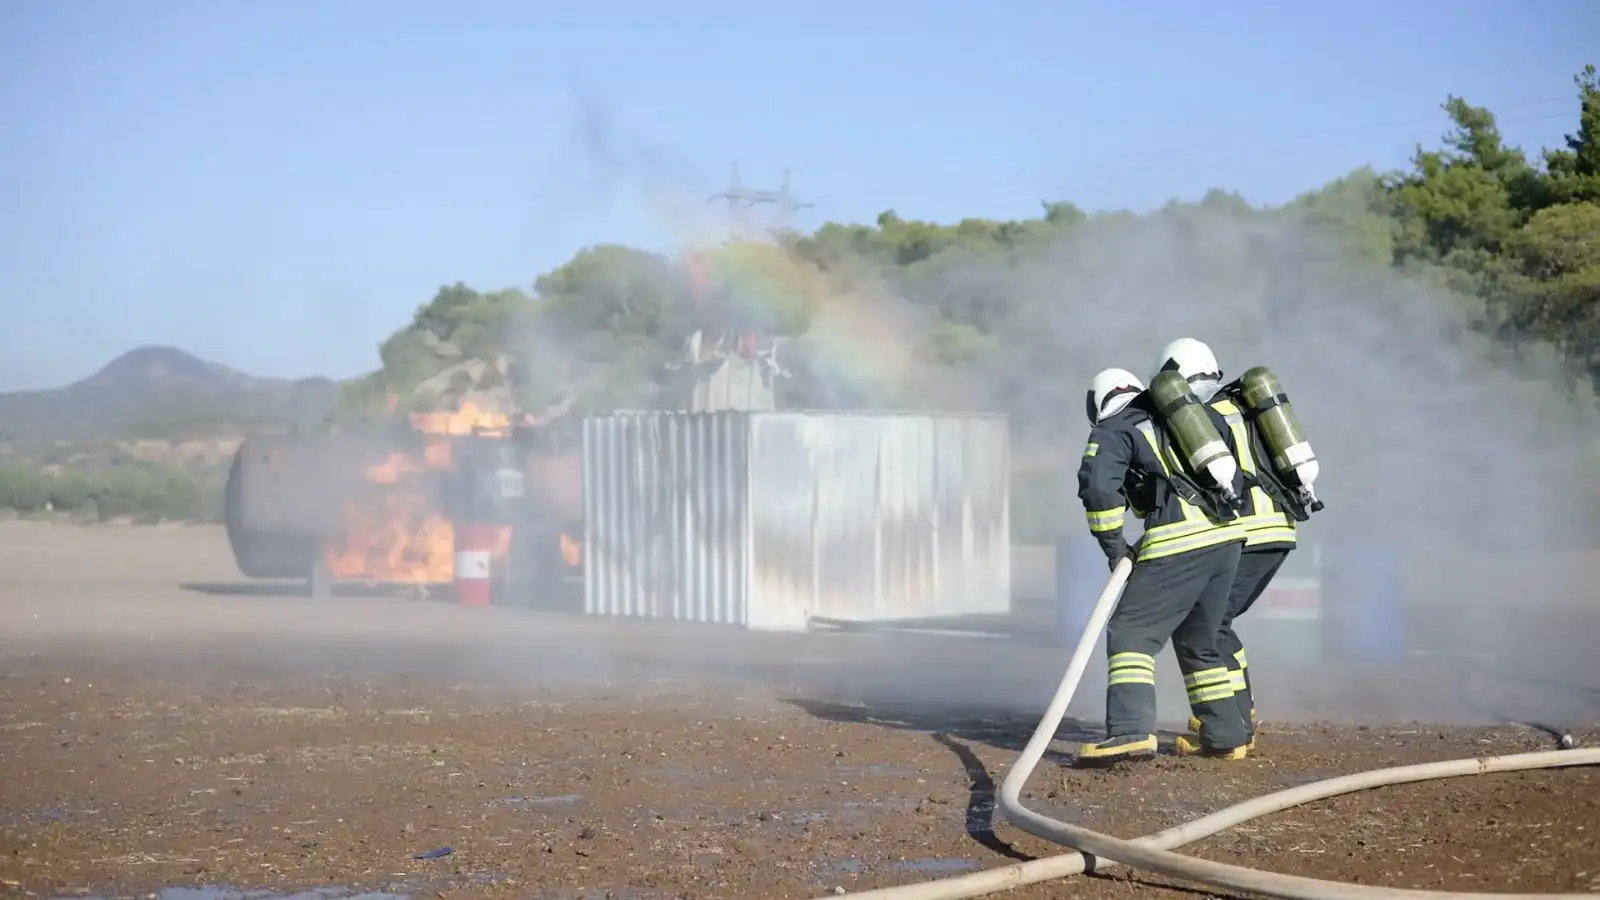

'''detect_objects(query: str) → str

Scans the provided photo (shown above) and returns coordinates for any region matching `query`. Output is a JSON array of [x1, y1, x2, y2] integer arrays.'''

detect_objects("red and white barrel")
[[453, 523, 496, 607]]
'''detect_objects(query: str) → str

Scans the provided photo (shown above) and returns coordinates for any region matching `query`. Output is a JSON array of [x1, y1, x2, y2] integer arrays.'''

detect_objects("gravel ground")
[[2, 522, 1598, 900]]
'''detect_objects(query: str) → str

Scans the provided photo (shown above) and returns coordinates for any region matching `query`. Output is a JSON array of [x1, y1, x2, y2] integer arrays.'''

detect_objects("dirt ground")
[[2, 522, 1598, 900]]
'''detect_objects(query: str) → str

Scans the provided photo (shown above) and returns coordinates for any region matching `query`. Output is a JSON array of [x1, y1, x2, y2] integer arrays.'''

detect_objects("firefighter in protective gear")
[[1085, 368, 1145, 426], [1075, 368, 1250, 764], [1152, 338, 1297, 757]]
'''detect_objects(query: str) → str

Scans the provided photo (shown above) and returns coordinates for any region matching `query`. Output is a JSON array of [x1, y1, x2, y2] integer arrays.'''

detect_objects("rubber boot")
[[1236, 664, 1258, 751], [1076, 733, 1157, 766], [1193, 655, 1259, 752], [1183, 707, 1255, 758], [1174, 733, 1249, 759]]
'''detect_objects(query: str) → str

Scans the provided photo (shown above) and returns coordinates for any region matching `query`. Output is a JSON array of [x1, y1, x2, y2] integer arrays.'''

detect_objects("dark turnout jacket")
[[1076, 400, 1248, 563]]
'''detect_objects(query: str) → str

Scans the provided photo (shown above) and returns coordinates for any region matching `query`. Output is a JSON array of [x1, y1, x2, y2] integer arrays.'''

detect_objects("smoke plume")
[[541, 96, 1600, 731]]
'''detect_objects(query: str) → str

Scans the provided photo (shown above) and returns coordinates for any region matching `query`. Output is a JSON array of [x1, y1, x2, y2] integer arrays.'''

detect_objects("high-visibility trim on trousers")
[[1185, 666, 1235, 704], [1108, 651, 1157, 687], [1229, 647, 1249, 690], [1086, 507, 1125, 534]]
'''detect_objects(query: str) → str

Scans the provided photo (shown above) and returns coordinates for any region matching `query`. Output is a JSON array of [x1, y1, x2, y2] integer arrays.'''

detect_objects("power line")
[[707, 163, 815, 231]]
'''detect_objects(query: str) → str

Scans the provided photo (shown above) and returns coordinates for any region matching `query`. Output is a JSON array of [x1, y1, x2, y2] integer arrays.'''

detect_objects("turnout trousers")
[[1218, 546, 1291, 739], [1105, 539, 1248, 751]]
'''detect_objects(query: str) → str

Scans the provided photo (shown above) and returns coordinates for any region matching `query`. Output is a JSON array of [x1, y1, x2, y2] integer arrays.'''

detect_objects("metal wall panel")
[[582, 411, 1010, 631], [746, 413, 1010, 629], [582, 412, 750, 625]]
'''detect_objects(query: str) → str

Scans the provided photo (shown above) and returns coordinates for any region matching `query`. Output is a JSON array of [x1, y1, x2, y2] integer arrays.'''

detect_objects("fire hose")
[[819, 557, 1600, 900]]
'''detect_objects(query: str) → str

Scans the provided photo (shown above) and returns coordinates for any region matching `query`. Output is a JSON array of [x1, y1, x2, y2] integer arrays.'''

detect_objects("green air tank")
[[1237, 366, 1319, 493], [1148, 370, 1239, 495]]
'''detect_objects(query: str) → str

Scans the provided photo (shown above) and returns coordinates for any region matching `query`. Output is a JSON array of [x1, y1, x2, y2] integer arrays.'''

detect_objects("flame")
[[364, 451, 432, 484], [323, 487, 454, 583], [560, 533, 581, 567], [409, 400, 511, 436], [321, 401, 516, 585]]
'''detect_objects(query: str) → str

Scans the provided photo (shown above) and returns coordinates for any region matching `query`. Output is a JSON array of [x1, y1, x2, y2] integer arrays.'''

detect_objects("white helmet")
[[1152, 338, 1224, 401], [1087, 367, 1145, 424]]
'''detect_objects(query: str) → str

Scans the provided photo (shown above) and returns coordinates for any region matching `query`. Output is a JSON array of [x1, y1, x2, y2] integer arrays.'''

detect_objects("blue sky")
[[1, 0, 1594, 391]]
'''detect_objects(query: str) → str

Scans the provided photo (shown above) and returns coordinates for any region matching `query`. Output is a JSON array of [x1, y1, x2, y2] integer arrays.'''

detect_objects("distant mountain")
[[0, 346, 341, 440]]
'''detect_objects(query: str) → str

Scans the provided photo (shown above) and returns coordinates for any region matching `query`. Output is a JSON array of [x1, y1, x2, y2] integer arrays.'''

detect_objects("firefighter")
[[1075, 365, 1251, 764], [1084, 367, 1145, 425], [1154, 338, 1300, 756]]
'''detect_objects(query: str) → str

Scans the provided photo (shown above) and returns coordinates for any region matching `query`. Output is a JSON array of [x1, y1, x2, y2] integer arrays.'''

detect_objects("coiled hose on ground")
[[820, 558, 1600, 900]]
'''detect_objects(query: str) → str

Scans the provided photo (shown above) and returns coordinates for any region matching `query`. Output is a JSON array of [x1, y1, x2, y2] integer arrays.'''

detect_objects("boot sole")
[[1073, 749, 1157, 768]]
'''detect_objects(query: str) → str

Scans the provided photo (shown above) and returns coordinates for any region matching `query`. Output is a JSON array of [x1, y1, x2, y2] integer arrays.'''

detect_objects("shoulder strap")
[[1240, 420, 1310, 522], [1134, 420, 1219, 518]]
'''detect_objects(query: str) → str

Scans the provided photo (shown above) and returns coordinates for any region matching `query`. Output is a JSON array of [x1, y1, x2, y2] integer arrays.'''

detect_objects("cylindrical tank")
[[222, 431, 419, 580], [1148, 370, 1239, 495], [453, 522, 497, 607], [1237, 366, 1319, 492], [223, 446, 318, 579]]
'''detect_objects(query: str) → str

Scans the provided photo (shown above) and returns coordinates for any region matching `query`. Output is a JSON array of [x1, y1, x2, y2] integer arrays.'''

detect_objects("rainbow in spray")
[[640, 194, 926, 407]]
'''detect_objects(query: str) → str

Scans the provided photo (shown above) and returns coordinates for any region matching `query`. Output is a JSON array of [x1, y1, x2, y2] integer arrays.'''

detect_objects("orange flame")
[[323, 487, 455, 583], [321, 401, 514, 585], [409, 401, 511, 436], [560, 533, 581, 567]]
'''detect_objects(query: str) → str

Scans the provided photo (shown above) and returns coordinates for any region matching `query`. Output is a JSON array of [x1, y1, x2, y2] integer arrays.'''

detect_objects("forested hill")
[[338, 66, 1600, 434], [0, 346, 337, 440]]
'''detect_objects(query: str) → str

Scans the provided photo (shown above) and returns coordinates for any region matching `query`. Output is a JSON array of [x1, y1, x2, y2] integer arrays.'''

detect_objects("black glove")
[[1106, 539, 1137, 571]]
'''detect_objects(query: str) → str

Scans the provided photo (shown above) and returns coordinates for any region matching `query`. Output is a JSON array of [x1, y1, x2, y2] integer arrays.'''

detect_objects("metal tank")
[[221, 421, 584, 603], [223, 431, 412, 580]]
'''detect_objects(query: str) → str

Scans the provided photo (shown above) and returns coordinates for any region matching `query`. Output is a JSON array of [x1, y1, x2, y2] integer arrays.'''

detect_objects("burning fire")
[[409, 404, 514, 436], [321, 402, 514, 585]]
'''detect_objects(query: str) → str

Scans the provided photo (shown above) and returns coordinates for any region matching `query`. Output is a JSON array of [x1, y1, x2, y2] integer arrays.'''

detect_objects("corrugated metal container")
[[582, 411, 1011, 631]]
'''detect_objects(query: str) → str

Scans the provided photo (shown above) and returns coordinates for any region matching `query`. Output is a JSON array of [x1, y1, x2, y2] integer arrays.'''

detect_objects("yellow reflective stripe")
[[1240, 509, 1295, 530], [1234, 648, 1248, 669], [1183, 666, 1231, 687], [1190, 683, 1236, 703], [1133, 421, 1243, 559], [1138, 523, 1246, 560], [1145, 518, 1230, 541], [1213, 400, 1252, 466], [1215, 397, 1300, 540], [1244, 526, 1298, 547], [1086, 507, 1125, 534], [1108, 652, 1157, 686], [1084, 441, 1099, 458], [1251, 486, 1276, 512], [1185, 667, 1235, 704], [1135, 423, 1175, 478], [1229, 669, 1247, 691]]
